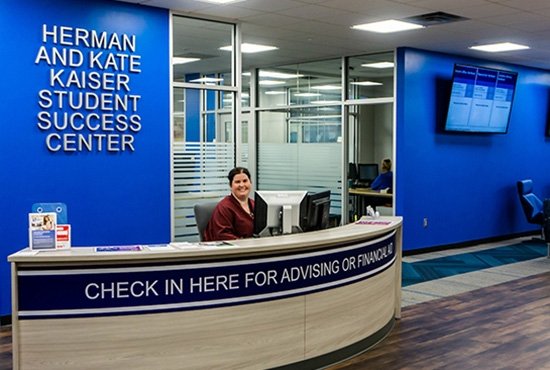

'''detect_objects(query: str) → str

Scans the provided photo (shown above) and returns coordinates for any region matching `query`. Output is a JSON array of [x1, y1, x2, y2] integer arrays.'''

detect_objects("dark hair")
[[228, 167, 251, 185]]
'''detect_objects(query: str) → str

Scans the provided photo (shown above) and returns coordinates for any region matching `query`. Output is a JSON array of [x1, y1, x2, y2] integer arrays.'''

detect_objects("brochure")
[[95, 245, 143, 252], [56, 224, 71, 250], [355, 219, 392, 226], [29, 212, 57, 250]]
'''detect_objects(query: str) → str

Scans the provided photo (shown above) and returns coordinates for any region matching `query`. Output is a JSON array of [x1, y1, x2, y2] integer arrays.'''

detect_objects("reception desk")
[[9, 216, 402, 369]]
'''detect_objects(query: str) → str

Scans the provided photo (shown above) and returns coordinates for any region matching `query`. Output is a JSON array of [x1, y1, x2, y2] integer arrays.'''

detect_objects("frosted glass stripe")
[[173, 141, 234, 241]]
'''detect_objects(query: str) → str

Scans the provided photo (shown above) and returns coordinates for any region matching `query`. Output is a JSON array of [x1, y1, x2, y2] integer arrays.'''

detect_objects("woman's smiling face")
[[231, 172, 251, 201]]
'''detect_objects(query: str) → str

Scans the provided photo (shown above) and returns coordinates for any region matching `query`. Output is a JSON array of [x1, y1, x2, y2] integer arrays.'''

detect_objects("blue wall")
[[0, 0, 171, 315], [396, 48, 550, 251]]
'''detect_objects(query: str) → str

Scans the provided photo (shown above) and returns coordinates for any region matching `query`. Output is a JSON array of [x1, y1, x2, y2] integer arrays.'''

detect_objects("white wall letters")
[[35, 24, 143, 153]]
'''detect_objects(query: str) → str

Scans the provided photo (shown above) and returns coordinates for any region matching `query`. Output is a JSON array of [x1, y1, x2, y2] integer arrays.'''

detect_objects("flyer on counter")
[[29, 212, 57, 250], [56, 224, 71, 250], [95, 245, 143, 252]]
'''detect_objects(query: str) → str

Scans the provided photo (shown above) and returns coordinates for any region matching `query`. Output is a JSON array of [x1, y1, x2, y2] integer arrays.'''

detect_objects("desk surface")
[[9, 217, 401, 264], [349, 187, 393, 198]]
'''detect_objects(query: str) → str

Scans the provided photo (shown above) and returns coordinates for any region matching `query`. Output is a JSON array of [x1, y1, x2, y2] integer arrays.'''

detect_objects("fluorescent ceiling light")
[[259, 80, 285, 86], [243, 71, 301, 79], [193, 0, 245, 4], [351, 81, 383, 86], [352, 19, 424, 33], [469, 42, 530, 52], [311, 100, 340, 104], [312, 85, 342, 90], [295, 92, 321, 97], [189, 77, 224, 83], [361, 62, 394, 69], [173, 57, 200, 65], [265, 90, 286, 95], [220, 43, 278, 53], [260, 71, 303, 79]]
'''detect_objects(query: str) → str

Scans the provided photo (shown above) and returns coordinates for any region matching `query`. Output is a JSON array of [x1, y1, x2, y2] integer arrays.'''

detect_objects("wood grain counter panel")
[[18, 297, 305, 370], [305, 265, 396, 358]]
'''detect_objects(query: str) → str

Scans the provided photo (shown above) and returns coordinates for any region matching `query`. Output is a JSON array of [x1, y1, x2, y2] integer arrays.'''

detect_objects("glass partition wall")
[[172, 16, 240, 241], [256, 59, 344, 219], [171, 14, 394, 241]]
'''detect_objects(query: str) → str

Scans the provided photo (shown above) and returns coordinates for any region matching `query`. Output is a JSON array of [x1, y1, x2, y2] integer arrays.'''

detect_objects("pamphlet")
[[56, 224, 71, 250], [199, 241, 234, 247], [355, 219, 392, 226], [95, 245, 143, 252], [29, 212, 57, 250], [170, 241, 234, 249]]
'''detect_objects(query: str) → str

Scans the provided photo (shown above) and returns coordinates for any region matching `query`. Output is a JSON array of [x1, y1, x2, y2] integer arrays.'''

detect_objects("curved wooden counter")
[[9, 216, 402, 369]]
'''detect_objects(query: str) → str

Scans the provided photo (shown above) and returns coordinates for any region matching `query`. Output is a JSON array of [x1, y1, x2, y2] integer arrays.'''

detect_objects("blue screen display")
[[444, 64, 518, 133]]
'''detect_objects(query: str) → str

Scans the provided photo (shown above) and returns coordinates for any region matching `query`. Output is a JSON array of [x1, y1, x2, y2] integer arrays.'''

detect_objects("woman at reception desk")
[[9, 216, 402, 369]]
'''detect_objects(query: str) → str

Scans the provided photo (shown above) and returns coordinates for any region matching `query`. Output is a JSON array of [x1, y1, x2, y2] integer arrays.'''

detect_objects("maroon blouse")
[[203, 195, 255, 242]]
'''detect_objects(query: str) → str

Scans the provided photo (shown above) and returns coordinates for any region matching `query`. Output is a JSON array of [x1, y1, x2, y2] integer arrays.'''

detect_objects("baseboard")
[[403, 231, 539, 256], [0, 315, 11, 326]]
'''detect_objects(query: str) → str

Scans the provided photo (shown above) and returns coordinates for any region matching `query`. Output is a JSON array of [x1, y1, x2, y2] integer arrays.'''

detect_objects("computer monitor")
[[253, 190, 308, 237], [357, 163, 379, 186], [300, 190, 331, 232]]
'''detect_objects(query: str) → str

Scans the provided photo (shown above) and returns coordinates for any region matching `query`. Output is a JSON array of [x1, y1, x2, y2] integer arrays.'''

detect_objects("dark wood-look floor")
[[0, 324, 11, 370], [329, 271, 550, 370], [1, 272, 549, 370]]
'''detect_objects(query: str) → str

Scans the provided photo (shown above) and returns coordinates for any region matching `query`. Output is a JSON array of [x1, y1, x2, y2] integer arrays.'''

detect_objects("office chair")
[[348, 163, 358, 181], [517, 179, 545, 237], [193, 202, 218, 241]]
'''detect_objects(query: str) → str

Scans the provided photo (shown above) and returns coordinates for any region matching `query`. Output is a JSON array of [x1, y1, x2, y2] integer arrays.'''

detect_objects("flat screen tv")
[[444, 64, 518, 134]]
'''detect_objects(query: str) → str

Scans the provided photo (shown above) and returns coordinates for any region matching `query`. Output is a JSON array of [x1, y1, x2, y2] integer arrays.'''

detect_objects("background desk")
[[10, 217, 402, 370], [350, 188, 393, 218]]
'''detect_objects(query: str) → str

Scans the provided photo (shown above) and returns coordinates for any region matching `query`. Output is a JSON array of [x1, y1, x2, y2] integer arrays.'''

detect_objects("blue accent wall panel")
[[396, 48, 550, 251], [185, 73, 200, 141], [0, 0, 171, 315]]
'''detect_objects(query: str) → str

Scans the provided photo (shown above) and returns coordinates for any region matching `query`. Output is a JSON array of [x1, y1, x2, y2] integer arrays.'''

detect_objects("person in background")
[[370, 158, 393, 191], [203, 167, 255, 241]]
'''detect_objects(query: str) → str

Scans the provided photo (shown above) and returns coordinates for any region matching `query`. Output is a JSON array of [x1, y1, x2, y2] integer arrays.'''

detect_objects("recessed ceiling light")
[[189, 77, 224, 83], [265, 91, 286, 95], [295, 92, 321, 97], [259, 80, 286, 86], [351, 81, 383, 86], [173, 57, 201, 65], [312, 85, 342, 90], [220, 43, 278, 53], [193, 0, 245, 4], [361, 62, 394, 69], [260, 71, 303, 79], [469, 42, 530, 52], [352, 19, 424, 33], [311, 100, 341, 104]]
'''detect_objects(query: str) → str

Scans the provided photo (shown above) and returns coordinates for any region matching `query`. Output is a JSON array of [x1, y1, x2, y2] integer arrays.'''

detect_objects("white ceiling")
[[119, 0, 550, 71]]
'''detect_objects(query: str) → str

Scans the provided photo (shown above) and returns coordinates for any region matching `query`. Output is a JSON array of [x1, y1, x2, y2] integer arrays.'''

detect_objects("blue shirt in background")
[[370, 171, 393, 190]]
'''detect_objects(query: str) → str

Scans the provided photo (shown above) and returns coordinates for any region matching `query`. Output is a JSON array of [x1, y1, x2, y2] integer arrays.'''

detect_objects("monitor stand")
[[282, 205, 292, 234]]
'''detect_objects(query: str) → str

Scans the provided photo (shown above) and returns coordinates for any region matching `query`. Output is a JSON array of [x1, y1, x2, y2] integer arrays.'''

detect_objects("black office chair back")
[[348, 163, 358, 181], [517, 179, 544, 225], [193, 202, 218, 241]]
